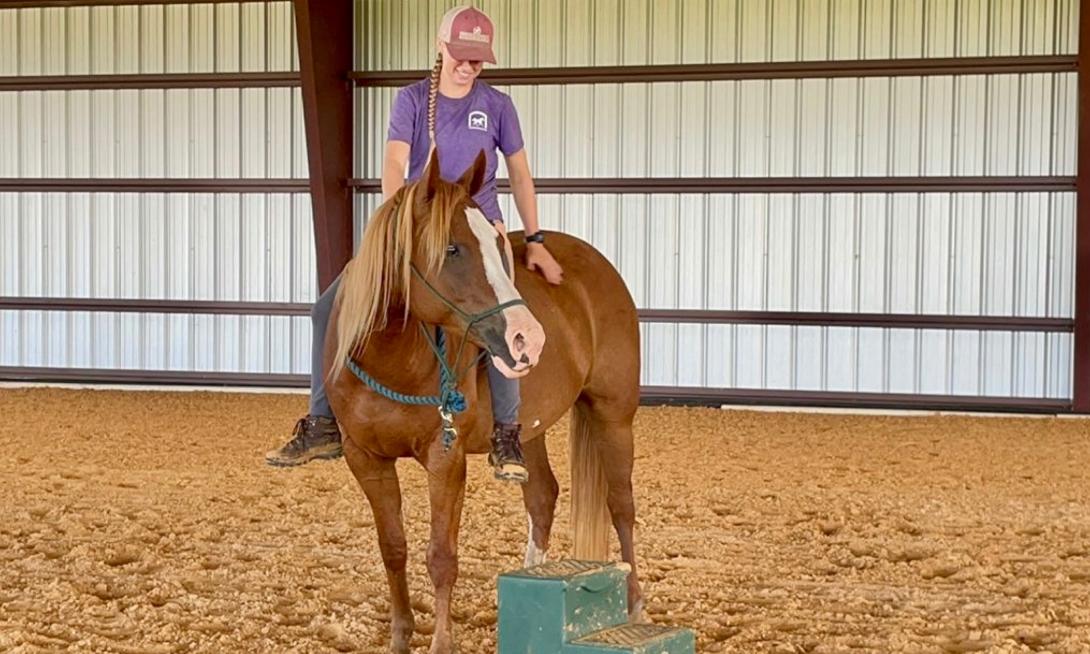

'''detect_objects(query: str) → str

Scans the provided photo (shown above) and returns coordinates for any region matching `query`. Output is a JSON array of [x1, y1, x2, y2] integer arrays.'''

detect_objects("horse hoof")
[[628, 598, 649, 624], [428, 639, 457, 654], [391, 620, 414, 654]]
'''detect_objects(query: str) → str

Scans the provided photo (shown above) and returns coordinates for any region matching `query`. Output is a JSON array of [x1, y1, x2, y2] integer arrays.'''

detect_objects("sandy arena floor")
[[1, 387, 1089, 653]]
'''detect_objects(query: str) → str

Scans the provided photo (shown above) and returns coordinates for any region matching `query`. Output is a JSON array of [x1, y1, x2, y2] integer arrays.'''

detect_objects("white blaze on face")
[[465, 208, 546, 377], [466, 208, 519, 304]]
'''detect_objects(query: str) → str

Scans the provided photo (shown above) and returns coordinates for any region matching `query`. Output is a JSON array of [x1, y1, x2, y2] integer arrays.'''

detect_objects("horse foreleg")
[[520, 435, 559, 567], [422, 440, 467, 654], [343, 437, 414, 653]]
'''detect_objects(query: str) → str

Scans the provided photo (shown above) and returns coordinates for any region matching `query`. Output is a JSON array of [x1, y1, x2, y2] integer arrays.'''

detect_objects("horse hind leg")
[[342, 437, 414, 653], [579, 397, 646, 621], [520, 434, 560, 567]]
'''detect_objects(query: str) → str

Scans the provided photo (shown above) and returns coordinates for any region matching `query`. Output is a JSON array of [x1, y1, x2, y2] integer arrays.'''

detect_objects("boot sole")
[[495, 471, 529, 484], [265, 449, 344, 468], [489, 454, 529, 484], [492, 465, 529, 484]]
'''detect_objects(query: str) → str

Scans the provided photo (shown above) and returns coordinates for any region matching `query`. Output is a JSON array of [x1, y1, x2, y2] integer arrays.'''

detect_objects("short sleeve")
[[386, 86, 418, 144], [497, 94, 525, 156]]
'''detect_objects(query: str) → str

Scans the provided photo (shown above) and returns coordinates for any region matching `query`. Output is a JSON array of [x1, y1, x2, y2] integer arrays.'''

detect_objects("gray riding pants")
[[309, 275, 520, 425]]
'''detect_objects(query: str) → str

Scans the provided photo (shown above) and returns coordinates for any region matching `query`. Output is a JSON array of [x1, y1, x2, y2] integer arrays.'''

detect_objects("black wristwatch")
[[526, 231, 545, 244]]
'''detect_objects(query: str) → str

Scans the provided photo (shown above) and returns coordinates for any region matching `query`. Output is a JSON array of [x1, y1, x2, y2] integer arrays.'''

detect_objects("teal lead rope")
[[344, 265, 526, 452], [345, 326, 472, 450]]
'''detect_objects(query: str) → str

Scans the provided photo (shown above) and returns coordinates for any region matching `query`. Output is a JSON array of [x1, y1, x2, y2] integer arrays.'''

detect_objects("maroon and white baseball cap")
[[437, 5, 497, 64]]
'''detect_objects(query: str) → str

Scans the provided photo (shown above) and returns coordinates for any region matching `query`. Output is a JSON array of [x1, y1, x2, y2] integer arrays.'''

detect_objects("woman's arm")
[[382, 140, 411, 200], [505, 149, 541, 236], [505, 148, 564, 284]]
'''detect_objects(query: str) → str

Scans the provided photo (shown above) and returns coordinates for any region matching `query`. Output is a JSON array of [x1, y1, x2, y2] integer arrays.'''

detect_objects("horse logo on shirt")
[[468, 110, 488, 131]]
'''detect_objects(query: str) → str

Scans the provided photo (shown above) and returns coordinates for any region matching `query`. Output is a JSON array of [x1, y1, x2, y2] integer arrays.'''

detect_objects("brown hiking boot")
[[489, 423, 528, 484], [265, 415, 343, 467]]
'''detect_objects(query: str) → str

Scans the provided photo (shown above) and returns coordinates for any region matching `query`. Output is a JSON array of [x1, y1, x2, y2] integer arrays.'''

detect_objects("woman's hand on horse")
[[526, 243, 564, 285]]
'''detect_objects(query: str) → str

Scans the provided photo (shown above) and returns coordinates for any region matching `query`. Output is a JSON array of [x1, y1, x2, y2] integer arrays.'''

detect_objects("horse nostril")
[[513, 333, 526, 353]]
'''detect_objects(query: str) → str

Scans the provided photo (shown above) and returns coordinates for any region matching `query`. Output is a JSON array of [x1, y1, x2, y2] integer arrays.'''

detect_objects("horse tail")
[[570, 400, 610, 560]]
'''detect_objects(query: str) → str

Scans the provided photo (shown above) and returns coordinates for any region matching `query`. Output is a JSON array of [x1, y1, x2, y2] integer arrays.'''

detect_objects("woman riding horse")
[[275, 6, 645, 653], [266, 5, 564, 483]]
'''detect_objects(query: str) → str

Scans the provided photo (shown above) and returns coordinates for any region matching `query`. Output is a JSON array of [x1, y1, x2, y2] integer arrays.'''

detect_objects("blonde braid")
[[427, 52, 442, 153]]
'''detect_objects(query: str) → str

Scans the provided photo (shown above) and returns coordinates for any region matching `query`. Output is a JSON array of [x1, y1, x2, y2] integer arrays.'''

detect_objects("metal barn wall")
[[0, 2, 316, 376], [357, 0, 1077, 400]]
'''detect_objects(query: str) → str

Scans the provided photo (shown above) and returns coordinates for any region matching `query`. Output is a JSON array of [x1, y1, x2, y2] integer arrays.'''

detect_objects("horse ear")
[[422, 147, 442, 202], [456, 149, 487, 198]]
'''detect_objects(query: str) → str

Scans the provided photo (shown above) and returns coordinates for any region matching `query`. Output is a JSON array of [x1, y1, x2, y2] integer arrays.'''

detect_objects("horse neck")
[[353, 317, 433, 393], [355, 313, 477, 395]]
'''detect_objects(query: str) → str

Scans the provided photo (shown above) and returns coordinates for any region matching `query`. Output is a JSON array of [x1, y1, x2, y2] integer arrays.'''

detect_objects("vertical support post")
[[1077, 0, 1090, 412], [293, 0, 354, 293]]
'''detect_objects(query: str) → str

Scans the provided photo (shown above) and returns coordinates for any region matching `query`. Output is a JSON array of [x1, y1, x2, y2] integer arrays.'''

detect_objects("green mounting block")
[[497, 560, 695, 654]]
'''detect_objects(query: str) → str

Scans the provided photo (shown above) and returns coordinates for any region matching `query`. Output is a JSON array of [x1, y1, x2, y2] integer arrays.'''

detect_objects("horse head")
[[332, 148, 545, 380]]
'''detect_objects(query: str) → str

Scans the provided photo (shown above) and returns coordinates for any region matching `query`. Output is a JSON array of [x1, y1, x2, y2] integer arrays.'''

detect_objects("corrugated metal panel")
[[0, 2, 312, 375], [358, 73, 1077, 178], [473, 191, 1073, 399], [357, 0, 1078, 71], [355, 0, 1075, 402], [0, 192, 314, 372], [0, 2, 297, 75], [0, 88, 304, 178], [2, 0, 1076, 401]]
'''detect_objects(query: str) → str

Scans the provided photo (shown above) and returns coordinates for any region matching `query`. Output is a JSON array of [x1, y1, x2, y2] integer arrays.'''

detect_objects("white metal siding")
[[358, 0, 1078, 70], [360, 74, 1077, 179], [357, 0, 1077, 400], [0, 88, 307, 178], [1, 1, 1078, 398], [0, 2, 315, 375], [0, 3, 297, 75]]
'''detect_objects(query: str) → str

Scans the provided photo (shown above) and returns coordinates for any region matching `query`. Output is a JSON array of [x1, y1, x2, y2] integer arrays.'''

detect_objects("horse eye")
[[446, 244, 459, 257]]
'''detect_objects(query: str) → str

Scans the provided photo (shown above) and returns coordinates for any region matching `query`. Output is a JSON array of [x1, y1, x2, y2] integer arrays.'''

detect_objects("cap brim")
[[447, 42, 496, 64]]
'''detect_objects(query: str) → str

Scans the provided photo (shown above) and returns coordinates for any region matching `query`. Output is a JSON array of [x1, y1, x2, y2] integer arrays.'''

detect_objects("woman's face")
[[439, 41, 483, 88]]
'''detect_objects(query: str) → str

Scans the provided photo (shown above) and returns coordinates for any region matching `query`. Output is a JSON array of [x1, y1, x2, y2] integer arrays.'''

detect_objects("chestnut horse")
[[324, 149, 643, 654]]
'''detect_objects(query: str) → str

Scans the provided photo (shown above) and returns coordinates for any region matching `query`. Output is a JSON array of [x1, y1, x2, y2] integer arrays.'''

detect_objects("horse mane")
[[329, 178, 466, 379]]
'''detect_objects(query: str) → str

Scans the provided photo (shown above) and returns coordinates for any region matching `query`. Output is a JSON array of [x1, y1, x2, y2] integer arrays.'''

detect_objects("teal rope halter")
[[345, 264, 526, 450]]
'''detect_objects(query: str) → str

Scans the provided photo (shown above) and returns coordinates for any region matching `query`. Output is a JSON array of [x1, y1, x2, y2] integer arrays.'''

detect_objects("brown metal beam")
[[0, 297, 311, 316], [638, 310, 1073, 332], [292, 0, 354, 294], [0, 179, 308, 193], [639, 386, 1070, 414], [0, 297, 1073, 334], [7, 177, 1067, 196], [0, 366, 1068, 414], [350, 176, 1075, 194], [0, 72, 299, 91], [6, 176, 1070, 196], [2, 176, 1068, 196], [0, 366, 309, 388], [1075, 0, 1090, 414], [353, 55, 1077, 87], [0, 0, 275, 7]]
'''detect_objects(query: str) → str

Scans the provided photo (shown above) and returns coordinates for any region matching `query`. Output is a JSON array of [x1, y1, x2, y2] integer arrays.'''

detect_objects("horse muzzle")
[[487, 305, 545, 379]]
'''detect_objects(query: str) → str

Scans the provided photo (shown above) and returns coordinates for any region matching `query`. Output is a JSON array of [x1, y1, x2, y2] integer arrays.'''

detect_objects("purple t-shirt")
[[387, 78, 524, 223]]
